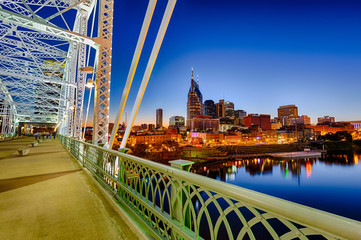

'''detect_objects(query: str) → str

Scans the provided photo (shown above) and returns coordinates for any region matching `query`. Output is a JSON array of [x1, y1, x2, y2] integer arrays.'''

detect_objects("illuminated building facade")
[[299, 115, 311, 125], [318, 116, 335, 124], [225, 101, 234, 118], [129, 132, 181, 145], [243, 114, 271, 130], [187, 70, 203, 125], [309, 122, 354, 135], [289, 115, 311, 126], [349, 121, 361, 131], [219, 117, 234, 131], [278, 104, 298, 118], [278, 105, 298, 126], [169, 116, 185, 129], [188, 116, 219, 132]]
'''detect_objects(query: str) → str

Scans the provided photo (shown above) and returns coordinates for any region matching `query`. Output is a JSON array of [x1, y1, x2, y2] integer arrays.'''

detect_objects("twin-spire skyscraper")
[[187, 68, 203, 125]]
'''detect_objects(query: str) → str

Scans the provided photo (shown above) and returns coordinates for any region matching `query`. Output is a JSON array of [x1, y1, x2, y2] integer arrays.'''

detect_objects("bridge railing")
[[58, 134, 361, 240]]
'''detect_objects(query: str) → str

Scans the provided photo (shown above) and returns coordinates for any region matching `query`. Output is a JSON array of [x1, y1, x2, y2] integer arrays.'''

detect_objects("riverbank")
[[181, 141, 361, 163], [181, 143, 303, 163]]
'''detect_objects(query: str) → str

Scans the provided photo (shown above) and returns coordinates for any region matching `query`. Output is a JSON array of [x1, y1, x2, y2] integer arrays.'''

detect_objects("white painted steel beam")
[[92, 0, 114, 144], [16, 115, 59, 123], [120, 0, 177, 148], [0, 8, 98, 48], [74, 10, 88, 139], [9, 93, 61, 101], [108, 0, 157, 149], [0, 69, 75, 87], [0, 0, 96, 136]]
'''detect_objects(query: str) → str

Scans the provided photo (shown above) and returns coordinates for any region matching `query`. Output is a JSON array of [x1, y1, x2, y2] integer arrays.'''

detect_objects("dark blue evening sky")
[[94, 0, 361, 126]]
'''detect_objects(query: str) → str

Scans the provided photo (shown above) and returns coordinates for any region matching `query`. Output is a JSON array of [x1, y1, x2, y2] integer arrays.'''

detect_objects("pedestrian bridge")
[[1, 1, 361, 239]]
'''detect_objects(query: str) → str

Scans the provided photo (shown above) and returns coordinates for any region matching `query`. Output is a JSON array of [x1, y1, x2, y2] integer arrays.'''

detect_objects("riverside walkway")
[[0, 137, 141, 240]]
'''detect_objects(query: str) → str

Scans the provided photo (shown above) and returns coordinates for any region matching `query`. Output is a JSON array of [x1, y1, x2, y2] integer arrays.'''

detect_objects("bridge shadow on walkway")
[[0, 137, 140, 240]]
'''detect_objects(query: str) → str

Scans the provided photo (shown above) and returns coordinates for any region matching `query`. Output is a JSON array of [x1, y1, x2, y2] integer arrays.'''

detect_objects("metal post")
[[120, 0, 177, 148], [169, 160, 194, 231]]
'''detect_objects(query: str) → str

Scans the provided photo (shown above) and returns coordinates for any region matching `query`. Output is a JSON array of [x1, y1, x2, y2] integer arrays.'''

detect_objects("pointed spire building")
[[187, 69, 203, 125]]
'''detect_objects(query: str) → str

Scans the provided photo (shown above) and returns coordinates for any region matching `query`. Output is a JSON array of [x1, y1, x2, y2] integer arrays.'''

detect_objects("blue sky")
[[89, 0, 361, 126]]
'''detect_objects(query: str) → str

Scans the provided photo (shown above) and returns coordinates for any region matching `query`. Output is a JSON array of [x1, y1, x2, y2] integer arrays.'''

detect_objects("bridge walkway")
[[0, 137, 141, 240]]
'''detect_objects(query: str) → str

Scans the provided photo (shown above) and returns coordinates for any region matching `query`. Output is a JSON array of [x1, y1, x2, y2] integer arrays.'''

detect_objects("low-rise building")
[[243, 114, 271, 130], [318, 116, 335, 124], [288, 115, 311, 126], [219, 117, 234, 131], [169, 116, 185, 130], [309, 122, 354, 135], [188, 132, 224, 144], [129, 132, 181, 145]]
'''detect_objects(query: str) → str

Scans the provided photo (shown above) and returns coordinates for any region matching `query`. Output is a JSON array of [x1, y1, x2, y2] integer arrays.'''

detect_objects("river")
[[192, 152, 361, 221]]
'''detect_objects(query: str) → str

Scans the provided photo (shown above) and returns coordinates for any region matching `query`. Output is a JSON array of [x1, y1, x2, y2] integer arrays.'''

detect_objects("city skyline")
[[85, 0, 361, 126]]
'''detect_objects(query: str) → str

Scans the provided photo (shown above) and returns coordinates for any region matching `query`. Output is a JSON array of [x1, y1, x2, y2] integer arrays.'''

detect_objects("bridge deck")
[[0, 137, 140, 239]]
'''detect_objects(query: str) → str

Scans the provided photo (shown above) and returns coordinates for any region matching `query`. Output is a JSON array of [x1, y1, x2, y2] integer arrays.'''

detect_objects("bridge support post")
[[169, 160, 194, 236]]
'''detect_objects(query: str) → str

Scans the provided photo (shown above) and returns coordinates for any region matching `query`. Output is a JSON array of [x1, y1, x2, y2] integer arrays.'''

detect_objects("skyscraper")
[[278, 105, 298, 119], [216, 100, 225, 118], [278, 104, 298, 126], [156, 108, 163, 129], [187, 69, 203, 122], [204, 100, 216, 118], [225, 101, 234, 118]]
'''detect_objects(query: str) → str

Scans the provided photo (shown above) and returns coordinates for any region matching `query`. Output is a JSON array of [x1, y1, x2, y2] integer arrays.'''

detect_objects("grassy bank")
[[324, 141, 353, 152], [219, 144, 303, 155], [180, 144, 303, 163]]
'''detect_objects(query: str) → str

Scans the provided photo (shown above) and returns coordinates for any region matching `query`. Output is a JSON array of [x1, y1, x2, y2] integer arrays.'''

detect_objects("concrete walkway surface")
[[0, 137, 140, 240]]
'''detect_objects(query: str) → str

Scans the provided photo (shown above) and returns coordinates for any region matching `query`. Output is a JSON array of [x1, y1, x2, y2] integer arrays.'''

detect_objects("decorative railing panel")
[[58, 135, 361, 240]]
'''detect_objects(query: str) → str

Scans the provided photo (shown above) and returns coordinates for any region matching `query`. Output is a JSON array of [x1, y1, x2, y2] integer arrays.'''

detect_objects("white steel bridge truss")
[[0, 0, 175, 146], [0, 0, 111, 141]]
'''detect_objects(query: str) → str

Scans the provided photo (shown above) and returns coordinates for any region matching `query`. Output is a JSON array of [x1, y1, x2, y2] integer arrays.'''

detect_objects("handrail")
[[58, 134, 361, 240]]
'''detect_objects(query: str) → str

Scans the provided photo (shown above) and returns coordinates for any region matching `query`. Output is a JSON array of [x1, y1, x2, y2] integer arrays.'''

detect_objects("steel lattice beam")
[[0, 8, 98, 49], [73, 9, 88, 139], [0, 0, 97, 136], [92, 0, 113, 144]]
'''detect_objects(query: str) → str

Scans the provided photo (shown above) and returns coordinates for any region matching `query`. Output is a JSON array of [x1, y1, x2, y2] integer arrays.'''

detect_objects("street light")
[[82, 79, 94, 141], [85, 79, 94, 88]]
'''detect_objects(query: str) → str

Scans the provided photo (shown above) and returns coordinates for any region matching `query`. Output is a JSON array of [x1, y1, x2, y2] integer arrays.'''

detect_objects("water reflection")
[[306, 162, 312, 178], [192, 152, 361, 221], [193, 153, 360, 179], [355, 154, 359, 165]]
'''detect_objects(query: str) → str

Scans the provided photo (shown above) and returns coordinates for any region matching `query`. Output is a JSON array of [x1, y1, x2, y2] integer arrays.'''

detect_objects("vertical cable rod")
[[120, 0, 177, 148]]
